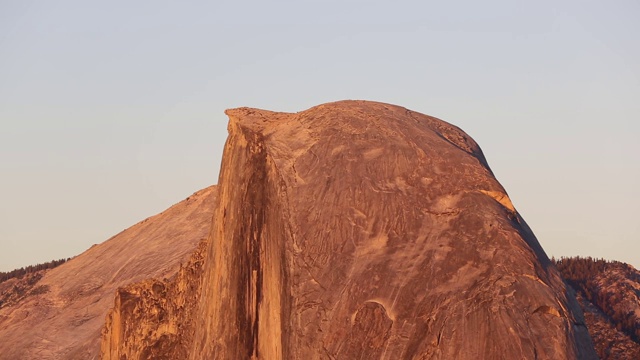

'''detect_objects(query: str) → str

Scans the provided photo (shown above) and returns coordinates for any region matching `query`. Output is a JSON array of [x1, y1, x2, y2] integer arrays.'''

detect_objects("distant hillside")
[[0, 186, 217, 359], [554, 256, 640, 359], [0, 258, 69, 309], [0, 258, 69, 284]]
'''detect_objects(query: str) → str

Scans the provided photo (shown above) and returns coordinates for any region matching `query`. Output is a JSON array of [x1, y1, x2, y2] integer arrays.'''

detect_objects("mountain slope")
[[0, 186, 217, 359], [555, 257, 640, 359]]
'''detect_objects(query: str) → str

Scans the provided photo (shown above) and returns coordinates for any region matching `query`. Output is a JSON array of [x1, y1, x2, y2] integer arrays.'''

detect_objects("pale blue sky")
[[1, 0, 638, 271]]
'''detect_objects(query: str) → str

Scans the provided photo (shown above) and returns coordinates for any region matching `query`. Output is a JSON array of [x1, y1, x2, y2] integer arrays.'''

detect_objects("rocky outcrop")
[[0, 186, 216, 359], [101, 239, 208, 359], [578, 291, 640, 359], [102, 100, 597, 359]]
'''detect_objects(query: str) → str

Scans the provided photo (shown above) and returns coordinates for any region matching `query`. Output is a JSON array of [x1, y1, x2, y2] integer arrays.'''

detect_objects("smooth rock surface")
[[185, 100, 596, 359]]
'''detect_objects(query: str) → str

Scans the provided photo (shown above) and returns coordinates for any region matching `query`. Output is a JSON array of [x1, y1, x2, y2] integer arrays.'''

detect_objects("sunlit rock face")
[[0, 186, 216, 360], [104, 100, 598, 359]]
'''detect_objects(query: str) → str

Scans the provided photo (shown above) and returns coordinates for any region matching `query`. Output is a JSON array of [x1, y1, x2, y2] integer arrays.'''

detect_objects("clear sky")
[[1, 1, 638, 272]]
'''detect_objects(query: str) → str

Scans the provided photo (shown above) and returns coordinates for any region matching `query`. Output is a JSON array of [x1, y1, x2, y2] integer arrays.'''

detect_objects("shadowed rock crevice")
[[235, 132, 267, 358]]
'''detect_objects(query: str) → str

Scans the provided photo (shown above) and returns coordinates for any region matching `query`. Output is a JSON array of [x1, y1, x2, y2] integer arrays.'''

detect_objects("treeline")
[[553, 256, 640, 342], [0, 258, 70, 284], [553, 256, 615, 286]]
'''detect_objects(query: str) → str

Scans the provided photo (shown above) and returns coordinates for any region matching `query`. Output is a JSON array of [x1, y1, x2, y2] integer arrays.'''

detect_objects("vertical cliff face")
[[102, 100, 597, 359], [187, 101, 596, 359], [191, 110, 295, 359], [101, 239, 209, 360]]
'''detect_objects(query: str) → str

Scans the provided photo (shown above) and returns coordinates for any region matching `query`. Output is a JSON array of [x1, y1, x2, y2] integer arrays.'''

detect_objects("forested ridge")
[[0, 258, 70, 284], [553, 256, 640, 359]]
